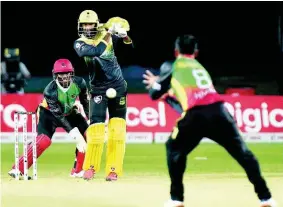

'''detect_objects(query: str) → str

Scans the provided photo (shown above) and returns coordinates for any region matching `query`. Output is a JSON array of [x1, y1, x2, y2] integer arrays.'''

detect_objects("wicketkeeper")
[[74, 10, 134, 181], [143, 35, 276, 207], [8, 58, 89, 179]]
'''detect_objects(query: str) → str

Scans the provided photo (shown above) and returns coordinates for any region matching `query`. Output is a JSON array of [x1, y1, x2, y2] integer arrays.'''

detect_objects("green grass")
[[1, 143, 282, 178], [1, 143, 283, 207]]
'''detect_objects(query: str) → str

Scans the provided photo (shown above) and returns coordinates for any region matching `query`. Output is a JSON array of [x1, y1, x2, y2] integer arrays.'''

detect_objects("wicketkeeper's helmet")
[[52, 59, 74, 88]]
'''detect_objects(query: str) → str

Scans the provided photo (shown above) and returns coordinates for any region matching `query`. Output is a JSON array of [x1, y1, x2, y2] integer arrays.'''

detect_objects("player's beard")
[[57, 74, 72, 88], [60, 80, 70, 88], [83, 28, 97, 38]]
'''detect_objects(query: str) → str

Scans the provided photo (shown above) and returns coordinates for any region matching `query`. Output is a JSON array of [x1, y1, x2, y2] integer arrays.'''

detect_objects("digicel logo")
[[77, 100, 283, 131], [1, 100, 283, 133], [77, 101, 168, 128], [126, 102, 166, 127], [224, 102, 283, 132], [0, 103, 27, 128]]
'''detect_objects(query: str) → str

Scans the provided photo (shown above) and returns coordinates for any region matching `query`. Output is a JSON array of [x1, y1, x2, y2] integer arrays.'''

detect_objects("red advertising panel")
[[1, 94, 282, 143]]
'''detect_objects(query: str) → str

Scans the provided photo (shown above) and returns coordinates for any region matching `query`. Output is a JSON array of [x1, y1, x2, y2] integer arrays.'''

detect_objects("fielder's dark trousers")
[[37, 106, 88, 138], [166, 102, 271, 202], [89, 81, 127, 124], [37, 106, 88, 158]]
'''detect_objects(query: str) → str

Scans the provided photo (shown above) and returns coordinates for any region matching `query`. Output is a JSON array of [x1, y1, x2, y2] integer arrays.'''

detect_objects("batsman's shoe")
[[83, 169, 95, 180], [8, 169, 31, 180], [260, 198, 277, 207], [106, 172, 118, 181], [164, 200, 184, 207]]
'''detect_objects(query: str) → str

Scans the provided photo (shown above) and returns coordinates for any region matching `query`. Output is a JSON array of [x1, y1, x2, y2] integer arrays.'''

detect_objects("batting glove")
[[107, 23, 119, 35], [69, 127, 87, 153], [116, 27, 127, 38]]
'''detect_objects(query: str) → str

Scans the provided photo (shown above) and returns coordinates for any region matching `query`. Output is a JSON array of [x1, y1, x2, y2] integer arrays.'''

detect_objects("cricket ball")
[[106, 88, 117, 99]]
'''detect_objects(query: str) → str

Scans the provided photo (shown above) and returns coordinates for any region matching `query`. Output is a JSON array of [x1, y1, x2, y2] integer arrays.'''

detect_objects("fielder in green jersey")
[[8, 59, 90, 179], [143, 35, 276, 207]]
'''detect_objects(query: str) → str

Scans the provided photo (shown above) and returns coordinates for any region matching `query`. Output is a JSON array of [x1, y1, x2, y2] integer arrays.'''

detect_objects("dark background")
[[1, 1, 282, 84]]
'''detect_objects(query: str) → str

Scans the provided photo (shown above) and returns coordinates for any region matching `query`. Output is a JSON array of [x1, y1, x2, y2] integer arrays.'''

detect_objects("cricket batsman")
[[143, 35, 276, 207], [74, 10, 133, 181], [8, 59, 89, 179]]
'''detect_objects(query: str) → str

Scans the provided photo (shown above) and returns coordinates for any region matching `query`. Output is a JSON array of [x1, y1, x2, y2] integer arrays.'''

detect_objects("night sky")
[[1, 1, 282, 78]]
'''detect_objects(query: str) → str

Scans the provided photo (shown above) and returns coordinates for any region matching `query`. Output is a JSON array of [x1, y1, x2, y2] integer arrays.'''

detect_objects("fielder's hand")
[[69, 127, 87, 153], [143, 70, 160, 90]]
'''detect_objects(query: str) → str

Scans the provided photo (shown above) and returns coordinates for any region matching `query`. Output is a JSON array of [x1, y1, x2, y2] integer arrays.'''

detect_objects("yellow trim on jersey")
[[39, 98, 48, 108], [170, 78, 188, 111], [4, 49, 9, 57], [77, 37, 95, 45], [168, 88, 174, 96], [123, 40, 132, 44], [78, 30, 109, 46], [100, 40, 108, 46], [36, 107, 40, 125], [123, 36, 132, 44], [15, 48, 20, 56], [171, 112, 186, 139]]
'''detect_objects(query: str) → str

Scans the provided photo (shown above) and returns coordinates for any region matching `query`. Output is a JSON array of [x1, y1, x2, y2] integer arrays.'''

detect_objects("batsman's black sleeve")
[[112, 35, 134, 49], [44, 84, 73, 132], [74, 40, 107, 57], [76, 77, 89, 119]]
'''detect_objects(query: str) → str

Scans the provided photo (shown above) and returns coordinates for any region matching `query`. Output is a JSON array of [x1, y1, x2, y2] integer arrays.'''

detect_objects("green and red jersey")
[[149, 56, 223, 112]]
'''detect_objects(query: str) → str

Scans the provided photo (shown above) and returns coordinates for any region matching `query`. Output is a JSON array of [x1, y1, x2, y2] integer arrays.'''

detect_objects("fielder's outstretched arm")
[[147, 61, 183, 113], [149, 61, 173, 100], [163, 96, 183, 114], [149, 79, 183, 114], [149, 75, 171, 100]]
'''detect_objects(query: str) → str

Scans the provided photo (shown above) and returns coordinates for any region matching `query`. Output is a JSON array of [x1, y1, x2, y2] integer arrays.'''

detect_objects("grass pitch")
[[1, 143, 282, 207]]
